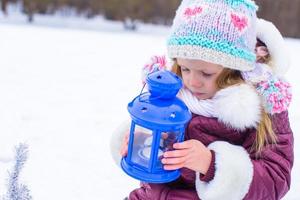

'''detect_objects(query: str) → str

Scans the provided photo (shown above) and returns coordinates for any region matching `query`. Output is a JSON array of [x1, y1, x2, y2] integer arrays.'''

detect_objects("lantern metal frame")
[[121, 120, 186, 183], [121, 70, 191, 183]]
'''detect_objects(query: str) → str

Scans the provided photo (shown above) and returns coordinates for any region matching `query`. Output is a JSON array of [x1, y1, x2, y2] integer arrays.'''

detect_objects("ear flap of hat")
[[256, 18, 290, 76]]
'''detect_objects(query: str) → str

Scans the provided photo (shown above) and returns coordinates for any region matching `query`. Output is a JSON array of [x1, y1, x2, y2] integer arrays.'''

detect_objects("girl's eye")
[[180, 67, 190, 72], [202, 72, 213, 77]]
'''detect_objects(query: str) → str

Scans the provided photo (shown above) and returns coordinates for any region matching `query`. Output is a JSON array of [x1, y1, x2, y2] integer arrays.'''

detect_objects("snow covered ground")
[[0, 10, 299, 200]]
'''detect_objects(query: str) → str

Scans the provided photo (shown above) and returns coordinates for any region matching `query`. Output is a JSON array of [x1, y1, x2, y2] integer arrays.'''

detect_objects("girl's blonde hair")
[[171, 61, 277, 154]]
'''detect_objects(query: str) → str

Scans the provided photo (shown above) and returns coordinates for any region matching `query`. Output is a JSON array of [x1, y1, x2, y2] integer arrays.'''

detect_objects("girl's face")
[[177, 58, 223, 100]]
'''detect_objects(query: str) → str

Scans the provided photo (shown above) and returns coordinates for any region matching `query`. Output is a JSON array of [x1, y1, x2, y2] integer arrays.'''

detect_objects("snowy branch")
[[3, 143, 32, 200]]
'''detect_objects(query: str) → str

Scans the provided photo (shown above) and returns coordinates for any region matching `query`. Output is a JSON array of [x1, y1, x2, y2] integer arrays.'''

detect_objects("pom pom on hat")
[[256, 78, 292, 114], [242, 63, 292, 114]]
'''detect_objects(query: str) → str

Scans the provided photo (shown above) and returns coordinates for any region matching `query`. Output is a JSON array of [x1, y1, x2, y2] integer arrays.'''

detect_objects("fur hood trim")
[[213, 84, 261, 130], [256, 18, 290, 76]]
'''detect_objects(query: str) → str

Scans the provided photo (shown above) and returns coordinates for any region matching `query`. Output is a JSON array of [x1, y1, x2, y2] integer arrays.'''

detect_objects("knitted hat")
[[167, 0, 258, 71]]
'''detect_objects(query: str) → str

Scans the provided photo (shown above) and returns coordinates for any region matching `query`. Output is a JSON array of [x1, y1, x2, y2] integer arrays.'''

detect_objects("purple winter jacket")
[[129, 111, 294, 200]]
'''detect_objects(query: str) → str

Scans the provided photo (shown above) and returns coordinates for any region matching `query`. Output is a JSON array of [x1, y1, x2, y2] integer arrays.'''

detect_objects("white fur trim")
[[256, 18, 290, 76], [196, 141, 253, 200], [213, 84, 261, 130], [110, 120, 131, 167]]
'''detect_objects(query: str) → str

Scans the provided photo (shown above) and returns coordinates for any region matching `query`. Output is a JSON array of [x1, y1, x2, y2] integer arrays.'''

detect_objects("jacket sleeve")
[[244, 111, 294, 199], [110, 120, 131, 167], [195, 111, 294, 200]]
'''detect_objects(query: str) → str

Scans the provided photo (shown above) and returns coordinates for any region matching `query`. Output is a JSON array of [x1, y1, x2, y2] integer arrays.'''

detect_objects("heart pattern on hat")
[[231, 12, 249, 32]]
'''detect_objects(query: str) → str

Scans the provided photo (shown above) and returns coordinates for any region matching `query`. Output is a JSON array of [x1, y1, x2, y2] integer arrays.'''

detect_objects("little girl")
[[112, 0, 293, 199]]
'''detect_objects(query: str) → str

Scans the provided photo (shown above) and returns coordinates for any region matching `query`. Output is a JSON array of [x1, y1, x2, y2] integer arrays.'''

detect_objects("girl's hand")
[[120, 131, 130, 157], [161, 139, 212, 175]]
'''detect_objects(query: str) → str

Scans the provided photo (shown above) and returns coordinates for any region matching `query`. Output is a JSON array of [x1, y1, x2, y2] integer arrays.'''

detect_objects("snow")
[[0, 10, 299, 200]]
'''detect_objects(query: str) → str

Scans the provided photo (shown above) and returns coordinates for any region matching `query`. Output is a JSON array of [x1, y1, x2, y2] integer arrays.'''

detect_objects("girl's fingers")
[[163, 149, 189, 158], [120, 133, 129, 156], [161, 132, 168, 139], [161, 157, 186, 165], [125, 131, 130, 140], [120, 145, 125, 156], [120, 145, 128, 157], [163, 163, 184, 170], [173, 141, 191, 149]]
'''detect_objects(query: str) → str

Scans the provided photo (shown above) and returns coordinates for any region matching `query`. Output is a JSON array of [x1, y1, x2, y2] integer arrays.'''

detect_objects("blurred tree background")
[[256, 0, 300, 38], [1, 0, 300, 37]]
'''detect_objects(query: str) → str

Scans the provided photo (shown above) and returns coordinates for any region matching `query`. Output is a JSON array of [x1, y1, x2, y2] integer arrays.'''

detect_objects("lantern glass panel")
[[131, 125, 153, 168], [155, 131, 181, 170]]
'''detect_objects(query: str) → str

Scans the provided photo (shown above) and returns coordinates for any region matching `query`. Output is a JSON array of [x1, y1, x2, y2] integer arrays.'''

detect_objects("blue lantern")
[[121, 70, 192, 183]]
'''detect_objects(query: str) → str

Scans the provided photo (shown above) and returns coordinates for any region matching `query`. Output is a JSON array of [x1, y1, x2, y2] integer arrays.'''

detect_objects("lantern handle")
[[138, 67, 157, 97], [139, 83, 147, 96], [138, 83, 148, 102]]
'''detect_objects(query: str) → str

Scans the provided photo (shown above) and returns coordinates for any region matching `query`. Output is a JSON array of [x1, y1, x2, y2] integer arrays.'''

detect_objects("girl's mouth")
[[192, 92, 205, 97]]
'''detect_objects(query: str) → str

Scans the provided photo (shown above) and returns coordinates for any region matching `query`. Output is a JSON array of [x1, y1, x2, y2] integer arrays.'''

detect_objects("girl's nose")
[[189, 73, 202, 88]]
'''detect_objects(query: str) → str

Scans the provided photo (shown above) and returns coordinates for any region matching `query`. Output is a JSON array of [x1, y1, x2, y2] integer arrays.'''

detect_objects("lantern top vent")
[[146, 70, 182, 99], [128, 70, 191, 130]]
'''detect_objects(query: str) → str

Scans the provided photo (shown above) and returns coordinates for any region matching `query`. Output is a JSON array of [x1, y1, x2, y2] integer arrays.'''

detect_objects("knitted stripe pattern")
[[167, 0, 258, 71]]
